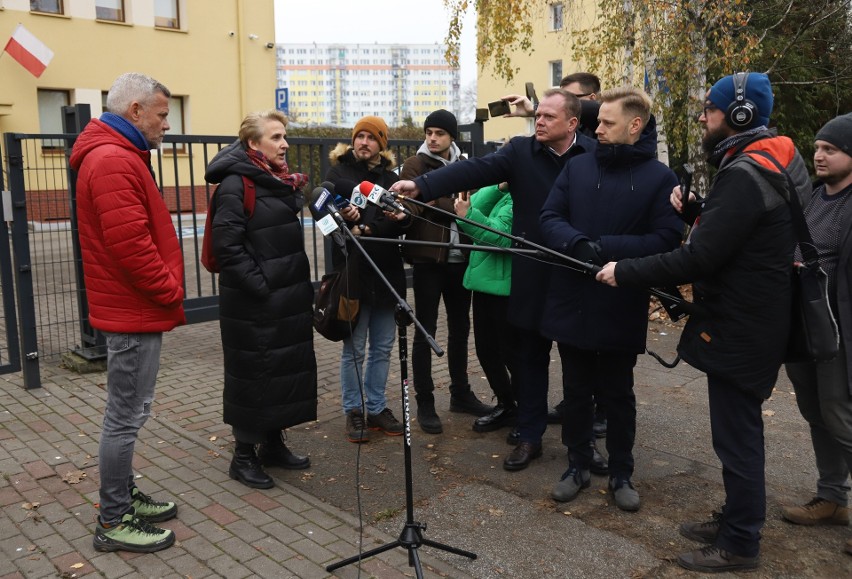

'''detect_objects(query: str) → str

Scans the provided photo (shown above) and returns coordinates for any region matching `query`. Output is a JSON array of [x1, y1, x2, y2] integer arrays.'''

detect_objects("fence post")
[[62, 104, 105, 360], [4, 134, 41, 389]]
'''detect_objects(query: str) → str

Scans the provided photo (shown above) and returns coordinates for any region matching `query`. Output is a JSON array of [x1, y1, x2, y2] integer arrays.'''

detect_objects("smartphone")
[[488, 99, 511, 117], [525, 82, 538, 105]]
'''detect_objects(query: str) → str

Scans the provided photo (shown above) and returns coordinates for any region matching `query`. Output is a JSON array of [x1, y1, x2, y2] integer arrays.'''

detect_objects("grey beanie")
[[815, 113, 852, 156]]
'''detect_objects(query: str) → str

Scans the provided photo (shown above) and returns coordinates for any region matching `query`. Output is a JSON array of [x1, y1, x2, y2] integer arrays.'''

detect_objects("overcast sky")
[[273, 0, 478, 87]]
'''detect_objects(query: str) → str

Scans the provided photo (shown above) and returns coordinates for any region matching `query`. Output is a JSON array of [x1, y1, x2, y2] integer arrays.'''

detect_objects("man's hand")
[[501, 94, 535, 118], [339, 206, 360, 222], [390, 180, 420, 198], [670, 185, 696, 214], [596, 262, 618, 287]]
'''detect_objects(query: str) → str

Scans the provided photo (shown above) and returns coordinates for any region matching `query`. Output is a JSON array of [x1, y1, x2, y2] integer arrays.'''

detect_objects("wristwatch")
[[357, 224, 366, 234]]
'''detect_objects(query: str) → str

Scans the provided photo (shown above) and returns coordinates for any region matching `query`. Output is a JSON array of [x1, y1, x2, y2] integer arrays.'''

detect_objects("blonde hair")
[[599, 87, 652, 127], [239, 109, 289, 147]]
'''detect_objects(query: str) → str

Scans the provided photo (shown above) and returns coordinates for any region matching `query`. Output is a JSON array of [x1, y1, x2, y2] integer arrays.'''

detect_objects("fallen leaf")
[[762, 409, 775, 417], [61, 470, 87, 484], [70, 563, 84, 569]]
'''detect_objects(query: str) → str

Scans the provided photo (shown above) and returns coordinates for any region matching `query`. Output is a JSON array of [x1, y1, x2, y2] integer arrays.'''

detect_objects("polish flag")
[[3, 24, 54, 78]]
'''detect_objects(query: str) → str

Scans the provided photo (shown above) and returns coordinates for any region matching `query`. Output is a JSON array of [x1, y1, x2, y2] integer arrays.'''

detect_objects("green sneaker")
[[130, 487, 178, 522], [93, 512, 175, 553]]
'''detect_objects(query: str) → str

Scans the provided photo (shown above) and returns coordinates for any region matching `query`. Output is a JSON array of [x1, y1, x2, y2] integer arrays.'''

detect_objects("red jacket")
[[69, 119, 185, 333]]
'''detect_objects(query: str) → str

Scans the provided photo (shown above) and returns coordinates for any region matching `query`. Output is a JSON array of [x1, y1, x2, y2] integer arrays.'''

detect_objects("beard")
[[701, 125, 729, 155]]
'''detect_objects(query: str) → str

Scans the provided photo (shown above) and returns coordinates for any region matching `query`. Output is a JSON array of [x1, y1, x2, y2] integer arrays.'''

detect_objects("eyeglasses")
[[702, 104, 719, 117]]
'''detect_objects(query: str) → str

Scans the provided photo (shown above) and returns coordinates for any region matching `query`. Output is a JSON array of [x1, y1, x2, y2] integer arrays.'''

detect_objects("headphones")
[[725, 72, 758, 129]]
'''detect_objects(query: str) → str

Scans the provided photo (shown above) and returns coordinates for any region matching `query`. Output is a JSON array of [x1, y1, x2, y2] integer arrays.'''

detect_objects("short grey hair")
[[239, 109, 289, 148], [105, 72, 171, 115]]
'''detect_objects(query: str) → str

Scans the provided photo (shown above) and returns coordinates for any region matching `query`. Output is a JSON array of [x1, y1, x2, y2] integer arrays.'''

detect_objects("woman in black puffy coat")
[[204, 110, 317, 489]]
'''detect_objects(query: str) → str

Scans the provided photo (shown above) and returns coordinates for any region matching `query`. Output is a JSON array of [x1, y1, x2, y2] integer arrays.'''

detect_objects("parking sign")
[[276, 88, 289, 115]]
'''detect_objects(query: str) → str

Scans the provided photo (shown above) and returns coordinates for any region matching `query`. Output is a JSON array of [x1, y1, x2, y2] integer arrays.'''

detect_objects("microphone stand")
[[322, 217, 477, 578], [387, 196, 707, 317]]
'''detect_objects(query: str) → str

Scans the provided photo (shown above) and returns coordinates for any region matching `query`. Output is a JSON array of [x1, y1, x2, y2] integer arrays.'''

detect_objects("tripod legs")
[[325, 522, 477, 578]]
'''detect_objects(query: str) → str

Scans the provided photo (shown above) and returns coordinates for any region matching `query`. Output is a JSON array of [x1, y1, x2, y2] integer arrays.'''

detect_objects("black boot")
[[416, 396, 443, 434], [229, 442, 274, 489], [449, 389, 494, 417], [258, 431, 311, 470], [473, 402, 517, 433]]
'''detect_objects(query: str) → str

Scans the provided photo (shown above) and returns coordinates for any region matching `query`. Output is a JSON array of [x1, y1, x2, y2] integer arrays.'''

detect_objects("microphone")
[[333, 178, 368, 209], [359, 181, 411, 215], [309, 183, 347, 249]]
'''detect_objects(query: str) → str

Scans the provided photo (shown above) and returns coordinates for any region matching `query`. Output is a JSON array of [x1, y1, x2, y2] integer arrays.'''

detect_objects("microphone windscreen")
[[320, 181, 336, 194], [334, 178, 360, 196], [358, 181, 375, 195]]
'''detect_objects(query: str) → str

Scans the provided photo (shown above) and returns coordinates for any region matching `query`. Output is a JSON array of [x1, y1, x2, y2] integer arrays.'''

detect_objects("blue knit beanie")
[[708, 72, 773, 129]]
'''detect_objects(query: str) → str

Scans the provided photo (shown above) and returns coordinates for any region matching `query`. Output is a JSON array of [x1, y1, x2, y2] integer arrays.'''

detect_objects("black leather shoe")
[[503, 441, 542, 471], [506, 428, 520, 446], [449, 390, 494, 417], [473, 404, 517, 433], [258, 440, 311, 470], [590, 440, 608, 475], [229, 443, 274, 489], [547, 400, 566, 425]]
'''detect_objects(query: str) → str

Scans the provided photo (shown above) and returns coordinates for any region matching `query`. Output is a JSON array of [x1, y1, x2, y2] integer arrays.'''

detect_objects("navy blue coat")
[[540, 117, 682, 353], [416, 133, 597, 330]]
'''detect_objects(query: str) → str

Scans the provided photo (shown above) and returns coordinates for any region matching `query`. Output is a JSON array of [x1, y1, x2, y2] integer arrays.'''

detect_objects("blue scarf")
[[100, 112, 150, 151]]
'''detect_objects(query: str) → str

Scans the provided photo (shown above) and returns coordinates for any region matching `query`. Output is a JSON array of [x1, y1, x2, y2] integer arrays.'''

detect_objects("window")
[[162, 96, 185, 154], [551, 3, 564, 31], [96, 0, 125, 22], [550, 60, 563, 87], [154, 0, 179, 29], [31, 0, 63, 14], [37, 89, 69, 150]]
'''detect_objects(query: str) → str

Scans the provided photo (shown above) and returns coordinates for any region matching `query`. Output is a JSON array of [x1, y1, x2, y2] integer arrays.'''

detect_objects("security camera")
[[266, 42, 275, 49], [228, 31, 235, 37]]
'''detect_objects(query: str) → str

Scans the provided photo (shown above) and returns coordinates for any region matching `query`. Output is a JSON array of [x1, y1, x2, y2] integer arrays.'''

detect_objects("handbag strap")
[[744, 149, 819, 265]]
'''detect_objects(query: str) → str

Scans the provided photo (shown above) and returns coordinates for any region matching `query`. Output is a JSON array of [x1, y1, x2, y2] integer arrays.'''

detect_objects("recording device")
[[358, 181, 411, 215], [525, 82, 538, 107], [309, 183, 347, 248], [680, 163, 694, 207], [487, 99, 511, 118]]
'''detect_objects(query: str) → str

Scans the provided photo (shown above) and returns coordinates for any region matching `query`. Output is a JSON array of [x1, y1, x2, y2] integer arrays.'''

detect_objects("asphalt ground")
[[1, 299, 851, 578]]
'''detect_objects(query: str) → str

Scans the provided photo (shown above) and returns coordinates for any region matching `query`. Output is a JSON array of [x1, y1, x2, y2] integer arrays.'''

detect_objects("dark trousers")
[[472, 291, 516, 404], [411, 262, 471, 402], [514, 326, 553, 444], [558, 344, 637, 478], [707, 374, 766, 558]]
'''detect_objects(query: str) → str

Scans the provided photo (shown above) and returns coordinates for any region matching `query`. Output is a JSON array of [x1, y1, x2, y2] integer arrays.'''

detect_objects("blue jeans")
[[340, 303, 397, 415], [98, 332, 163, 524]]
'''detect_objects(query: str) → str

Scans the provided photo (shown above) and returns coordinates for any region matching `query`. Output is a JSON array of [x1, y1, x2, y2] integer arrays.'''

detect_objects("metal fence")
[[1, 113, 494, 389]]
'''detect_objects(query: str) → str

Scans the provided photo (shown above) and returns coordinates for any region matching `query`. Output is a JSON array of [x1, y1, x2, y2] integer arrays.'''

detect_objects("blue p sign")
[[276, 88, 289, 115]]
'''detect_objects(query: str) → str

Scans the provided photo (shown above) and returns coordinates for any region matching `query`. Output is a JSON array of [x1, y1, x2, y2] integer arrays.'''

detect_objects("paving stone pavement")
[[0, 319, 474, 579], [2, 314, 852, 578]]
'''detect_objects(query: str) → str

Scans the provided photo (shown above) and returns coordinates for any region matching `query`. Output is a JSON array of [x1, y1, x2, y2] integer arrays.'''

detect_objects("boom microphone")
[[359, 181, 411, 215]]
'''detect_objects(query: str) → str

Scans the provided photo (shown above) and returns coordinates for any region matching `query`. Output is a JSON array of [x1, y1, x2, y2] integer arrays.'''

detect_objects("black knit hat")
[[423, 109, 458, 140], [815, 113, 852, 157]]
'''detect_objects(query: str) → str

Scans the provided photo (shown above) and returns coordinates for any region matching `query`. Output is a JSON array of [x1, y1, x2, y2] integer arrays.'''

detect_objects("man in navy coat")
[[392, 89, 596, 471], [540, 87, 682, 511]]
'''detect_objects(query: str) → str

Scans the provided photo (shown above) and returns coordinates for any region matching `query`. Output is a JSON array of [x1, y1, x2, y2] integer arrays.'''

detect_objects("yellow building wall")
[[0, 0, 276, 136], [476, 1, 595, 142]]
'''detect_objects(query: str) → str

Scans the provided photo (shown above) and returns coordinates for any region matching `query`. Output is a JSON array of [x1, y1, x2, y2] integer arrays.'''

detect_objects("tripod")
[[326, 306, 477, 577], [317, 206, 477, 576]]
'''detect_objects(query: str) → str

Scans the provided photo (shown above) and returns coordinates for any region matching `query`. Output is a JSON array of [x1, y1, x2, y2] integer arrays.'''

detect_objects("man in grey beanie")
[[780, 112, 852, 557]]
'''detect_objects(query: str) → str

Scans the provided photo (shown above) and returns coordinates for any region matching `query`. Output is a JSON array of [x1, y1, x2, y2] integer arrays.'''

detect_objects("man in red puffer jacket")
[[69, 72, 185, 555]]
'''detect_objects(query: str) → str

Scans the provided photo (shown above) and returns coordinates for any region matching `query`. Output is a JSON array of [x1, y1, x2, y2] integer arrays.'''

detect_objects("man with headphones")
[[596, 72, 812, 572]]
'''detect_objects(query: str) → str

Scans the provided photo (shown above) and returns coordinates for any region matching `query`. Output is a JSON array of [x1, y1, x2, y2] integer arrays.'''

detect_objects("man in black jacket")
[[399, 110, 492, 434], [392, 89, 595, 472], [597, 73, 811, 572]]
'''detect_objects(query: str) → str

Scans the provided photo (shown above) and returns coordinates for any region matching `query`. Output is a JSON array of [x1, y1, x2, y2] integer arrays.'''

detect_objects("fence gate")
[[0, 140, 23, 379]]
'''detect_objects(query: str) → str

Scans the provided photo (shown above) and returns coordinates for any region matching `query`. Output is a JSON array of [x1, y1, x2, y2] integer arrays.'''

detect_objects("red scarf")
[[246, 148, 309, 190]]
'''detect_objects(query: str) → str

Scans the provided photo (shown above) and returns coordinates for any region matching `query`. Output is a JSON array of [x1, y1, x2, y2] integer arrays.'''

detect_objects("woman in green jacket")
[[454, 183, 517, 434]]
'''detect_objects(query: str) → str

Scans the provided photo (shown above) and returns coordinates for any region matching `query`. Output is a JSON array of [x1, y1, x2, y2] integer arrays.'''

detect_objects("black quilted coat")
[[205, 141, 317, 431]]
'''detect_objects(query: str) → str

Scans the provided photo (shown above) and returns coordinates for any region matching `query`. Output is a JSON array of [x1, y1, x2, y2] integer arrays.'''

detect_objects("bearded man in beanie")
[[780, 112, 852, 556], [597, 73, 811, 572], [325, 116, 409, 444], [399, 110, 493, 434]]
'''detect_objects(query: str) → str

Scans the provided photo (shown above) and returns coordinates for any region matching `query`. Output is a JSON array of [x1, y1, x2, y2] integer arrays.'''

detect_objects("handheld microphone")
[[309, 184, 346, 249], [333, 178, 368, 209], [359, 181, 411, 215]]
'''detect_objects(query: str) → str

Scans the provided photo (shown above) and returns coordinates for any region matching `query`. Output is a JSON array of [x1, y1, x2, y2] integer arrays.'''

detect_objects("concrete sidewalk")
[[1, 317, 851, 578]]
